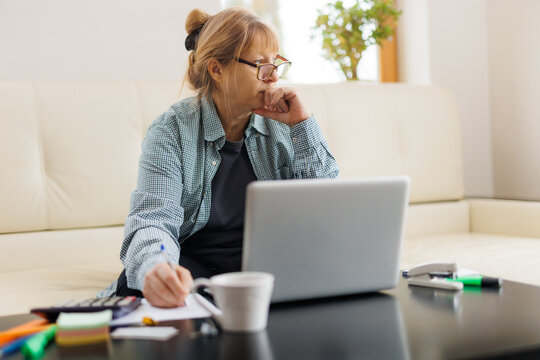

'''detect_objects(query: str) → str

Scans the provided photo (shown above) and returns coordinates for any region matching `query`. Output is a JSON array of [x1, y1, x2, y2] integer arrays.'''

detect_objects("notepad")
[[56, 310, 112, 330], [109, 294, 212, 327]]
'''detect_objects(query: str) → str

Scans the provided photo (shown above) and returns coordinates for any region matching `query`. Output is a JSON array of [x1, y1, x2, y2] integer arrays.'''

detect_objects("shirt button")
[[211, 160, 217, 166], [209, 142, 213, 146], [292, 137, 298, 143], [255, 133, 260, 138]]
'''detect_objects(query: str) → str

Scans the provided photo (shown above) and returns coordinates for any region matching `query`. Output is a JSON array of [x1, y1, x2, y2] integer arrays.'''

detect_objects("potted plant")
[[313, 0, 401, 81]]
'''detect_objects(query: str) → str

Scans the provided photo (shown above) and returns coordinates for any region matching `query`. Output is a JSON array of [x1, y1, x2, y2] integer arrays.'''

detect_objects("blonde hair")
[[184, 7, 279, 100]]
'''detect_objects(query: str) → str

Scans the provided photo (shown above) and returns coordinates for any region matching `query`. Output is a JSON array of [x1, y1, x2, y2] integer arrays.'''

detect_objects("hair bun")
[[185, 9, 211, 51], [185, 9, 211, 34]]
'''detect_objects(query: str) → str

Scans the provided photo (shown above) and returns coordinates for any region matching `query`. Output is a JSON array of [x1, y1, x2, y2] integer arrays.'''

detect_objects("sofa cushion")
[[470, 198, 540, 238], [0, 81, 189, 234], [295, 83, 465, 203], [0, 83, 48, 233], [0, 226, 124, 316], [0, 226, 124, 274], [0, 264, 122, 317], [0, 82, 141, 233], [405, 201, 470, 239]]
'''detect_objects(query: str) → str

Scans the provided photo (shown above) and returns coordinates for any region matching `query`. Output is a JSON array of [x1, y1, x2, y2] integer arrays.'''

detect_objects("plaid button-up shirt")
[[99, 95, 339, 296]]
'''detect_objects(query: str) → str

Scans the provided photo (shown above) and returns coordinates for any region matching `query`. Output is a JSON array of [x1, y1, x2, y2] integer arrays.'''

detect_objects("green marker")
[[446, 275, 502, 288], [21, 325, 57, 359]]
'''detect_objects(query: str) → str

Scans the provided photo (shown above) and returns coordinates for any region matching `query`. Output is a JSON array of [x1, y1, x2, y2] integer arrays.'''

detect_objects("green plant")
[[313, 0, 401, 81]]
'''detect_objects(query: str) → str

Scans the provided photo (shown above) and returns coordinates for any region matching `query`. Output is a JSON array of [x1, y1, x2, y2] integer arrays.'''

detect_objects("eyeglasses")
[[235, 55, 291, 81]]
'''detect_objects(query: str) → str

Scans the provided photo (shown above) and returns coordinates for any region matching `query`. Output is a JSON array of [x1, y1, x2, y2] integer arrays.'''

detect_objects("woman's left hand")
[[252, 87, 311, 127]]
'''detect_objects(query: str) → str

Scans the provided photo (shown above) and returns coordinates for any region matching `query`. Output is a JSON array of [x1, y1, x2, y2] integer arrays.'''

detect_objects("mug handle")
[[190, 278, 223, 322]]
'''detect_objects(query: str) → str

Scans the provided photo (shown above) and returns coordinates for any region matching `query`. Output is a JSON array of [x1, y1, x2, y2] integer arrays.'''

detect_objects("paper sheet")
[[110, 294, 213, 327], [110, 326, 179, 341]]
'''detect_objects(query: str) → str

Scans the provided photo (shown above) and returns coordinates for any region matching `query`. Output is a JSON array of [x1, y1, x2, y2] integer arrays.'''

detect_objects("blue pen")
[[0, 335, 33, 357], [160, 244, 175, 270]]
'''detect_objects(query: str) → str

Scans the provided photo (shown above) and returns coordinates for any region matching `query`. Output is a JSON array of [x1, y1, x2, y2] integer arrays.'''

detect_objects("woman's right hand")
[[143, 263, 193, 308]]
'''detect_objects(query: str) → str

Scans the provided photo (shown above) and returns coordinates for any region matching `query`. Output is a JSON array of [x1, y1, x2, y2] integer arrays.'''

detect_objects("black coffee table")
[[2, 278, 540, 359]]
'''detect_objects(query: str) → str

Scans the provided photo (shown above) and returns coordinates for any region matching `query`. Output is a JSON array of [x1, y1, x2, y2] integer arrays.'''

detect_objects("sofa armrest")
[[405, 200, 470, 239], [468, 198, 540, 238]]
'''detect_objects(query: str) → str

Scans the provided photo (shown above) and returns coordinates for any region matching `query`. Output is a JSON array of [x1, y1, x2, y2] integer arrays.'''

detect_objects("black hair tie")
[[185, 26, 204, 51]]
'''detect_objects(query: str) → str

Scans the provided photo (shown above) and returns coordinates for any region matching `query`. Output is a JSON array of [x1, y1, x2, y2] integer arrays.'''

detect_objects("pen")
[[0, 319, 49, 346], [446, 275, 503, 288], [21, 325, 57, 359], [0, 325, 53, 343], [0, 335, 33, 358], [160, 244, 187, 306], [160, 244, 175, 270]]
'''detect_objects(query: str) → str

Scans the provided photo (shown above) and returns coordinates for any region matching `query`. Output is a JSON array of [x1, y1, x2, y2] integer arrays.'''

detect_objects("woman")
[[99, 7, 339, 307]]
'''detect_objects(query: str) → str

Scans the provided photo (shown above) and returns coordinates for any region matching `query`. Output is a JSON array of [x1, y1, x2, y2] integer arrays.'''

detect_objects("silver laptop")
[[242, 176, 410, 303]]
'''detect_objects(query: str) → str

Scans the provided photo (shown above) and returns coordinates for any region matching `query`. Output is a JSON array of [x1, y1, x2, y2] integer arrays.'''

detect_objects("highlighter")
[[446, 275, 502, 288], [0, 335, 33, 357], [21, 325, 57, 359]]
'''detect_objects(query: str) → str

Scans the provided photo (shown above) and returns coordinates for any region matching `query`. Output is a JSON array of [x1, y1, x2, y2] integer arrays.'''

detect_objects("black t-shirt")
[[179, 138, 257, 277]]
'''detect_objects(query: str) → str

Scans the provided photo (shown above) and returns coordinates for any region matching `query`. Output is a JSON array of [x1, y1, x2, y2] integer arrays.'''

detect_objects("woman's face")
[[221, 35, 280, 114]]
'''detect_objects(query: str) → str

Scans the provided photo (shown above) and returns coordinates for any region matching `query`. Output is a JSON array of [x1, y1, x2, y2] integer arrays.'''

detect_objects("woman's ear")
[[208, 59, 224, 85]]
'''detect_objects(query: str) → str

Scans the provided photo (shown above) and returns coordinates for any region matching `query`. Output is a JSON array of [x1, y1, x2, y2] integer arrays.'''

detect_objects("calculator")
[[31, 296, 142, 322]]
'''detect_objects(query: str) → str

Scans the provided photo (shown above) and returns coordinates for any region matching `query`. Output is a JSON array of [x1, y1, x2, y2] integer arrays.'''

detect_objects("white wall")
[[397, 0, 494, 198], [428, 0, 493, 199], [487, 0, 540, 201], [0, 0, 221, 80], [398, 0, 540, 201], [395, 0, 431, 85]]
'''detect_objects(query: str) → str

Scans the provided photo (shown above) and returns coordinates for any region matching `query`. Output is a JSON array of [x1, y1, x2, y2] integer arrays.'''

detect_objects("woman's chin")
[[254, 95, 266, 108], [250, 104, 264, 113]]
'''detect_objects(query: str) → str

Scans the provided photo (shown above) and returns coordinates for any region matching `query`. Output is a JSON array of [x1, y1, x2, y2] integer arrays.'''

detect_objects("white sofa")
[[1, 81, 540, 316]]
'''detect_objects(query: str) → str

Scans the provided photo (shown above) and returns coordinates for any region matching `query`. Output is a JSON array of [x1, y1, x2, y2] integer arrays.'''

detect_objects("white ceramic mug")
[[190, 272, 275, 333]]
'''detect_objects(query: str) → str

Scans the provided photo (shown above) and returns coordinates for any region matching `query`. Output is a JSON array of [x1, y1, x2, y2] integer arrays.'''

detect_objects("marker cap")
[[21, 325, 57, 359]]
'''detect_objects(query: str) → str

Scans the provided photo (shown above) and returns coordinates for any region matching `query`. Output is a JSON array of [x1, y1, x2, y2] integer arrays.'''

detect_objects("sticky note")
[[57, 310, 113, 330]]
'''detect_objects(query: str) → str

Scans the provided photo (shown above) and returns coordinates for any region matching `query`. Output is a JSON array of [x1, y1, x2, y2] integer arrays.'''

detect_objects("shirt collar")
[[245, 113, 270, 137], [201, 96, 226, 143]]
